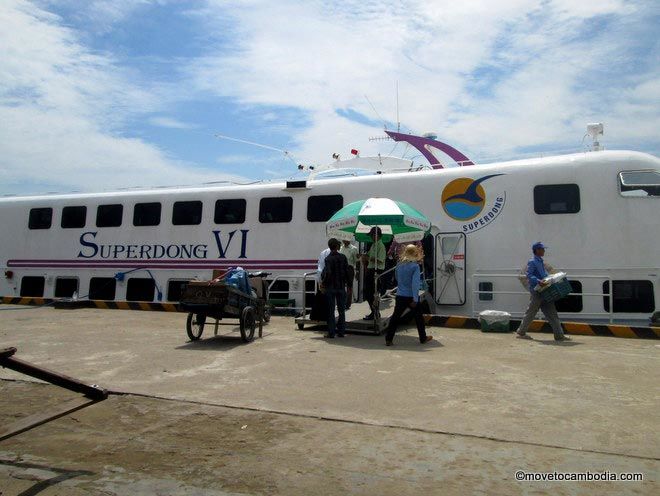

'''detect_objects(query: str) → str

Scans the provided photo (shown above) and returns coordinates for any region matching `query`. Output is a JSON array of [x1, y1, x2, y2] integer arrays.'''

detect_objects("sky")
[[0, 0, 658, 196]]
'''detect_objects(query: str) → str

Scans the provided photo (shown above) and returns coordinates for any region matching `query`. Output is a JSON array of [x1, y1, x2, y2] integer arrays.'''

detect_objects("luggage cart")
[[180, 272, 271, 343]]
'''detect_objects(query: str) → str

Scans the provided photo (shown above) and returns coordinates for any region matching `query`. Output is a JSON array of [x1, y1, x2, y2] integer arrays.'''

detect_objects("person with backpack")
[[321, 238, 349, 338], [516, 242, 569, 341]]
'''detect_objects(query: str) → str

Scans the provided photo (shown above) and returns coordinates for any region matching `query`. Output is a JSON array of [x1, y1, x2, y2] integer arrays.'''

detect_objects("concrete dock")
[[0, 306, 658, 495]]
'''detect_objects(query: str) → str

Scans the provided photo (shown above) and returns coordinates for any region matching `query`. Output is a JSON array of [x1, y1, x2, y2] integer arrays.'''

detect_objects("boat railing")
[[471, 272, 619, 323]]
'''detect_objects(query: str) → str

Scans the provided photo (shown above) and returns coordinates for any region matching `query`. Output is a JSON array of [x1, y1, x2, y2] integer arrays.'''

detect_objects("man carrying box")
[[515, 242, 570, 341]]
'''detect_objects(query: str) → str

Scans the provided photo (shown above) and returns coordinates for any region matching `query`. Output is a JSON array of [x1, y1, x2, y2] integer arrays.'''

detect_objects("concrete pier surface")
[[0, 307, 658, 495]]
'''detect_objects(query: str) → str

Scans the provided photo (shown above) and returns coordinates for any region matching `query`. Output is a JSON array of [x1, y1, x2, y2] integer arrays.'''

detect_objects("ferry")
[[1, 127, 658, 325]]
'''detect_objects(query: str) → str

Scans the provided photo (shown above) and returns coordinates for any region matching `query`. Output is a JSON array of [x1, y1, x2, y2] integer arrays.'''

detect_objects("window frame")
[[172, 200, 203, 226], [28, 207, 53, 230], [61, 206, 87, 228], [133, 202, 162, 227], [214, 199, 247, 224], [259, 197, 293, 223], [618, 170, 660, 197], [533, 184, 581, 215], [307, 195, 344, 222], [96, 204, 124, 228]]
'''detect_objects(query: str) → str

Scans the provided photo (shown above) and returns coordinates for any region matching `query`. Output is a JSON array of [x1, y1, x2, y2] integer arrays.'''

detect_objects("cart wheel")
[[240, 306, 256, 342], [297, 323, 305, 330], [186, 313, 206, 341]]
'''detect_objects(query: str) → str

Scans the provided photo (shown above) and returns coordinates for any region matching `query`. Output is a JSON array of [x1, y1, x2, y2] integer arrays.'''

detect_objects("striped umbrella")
[[326, 198, 431, 242]]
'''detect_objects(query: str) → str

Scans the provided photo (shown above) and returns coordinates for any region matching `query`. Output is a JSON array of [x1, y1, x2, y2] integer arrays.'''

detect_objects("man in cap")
[[361, 227, 386, 320], [516, 242, 570, 341]]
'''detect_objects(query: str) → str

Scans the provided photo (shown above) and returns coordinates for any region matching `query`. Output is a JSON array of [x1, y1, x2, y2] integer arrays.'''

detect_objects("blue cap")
[[532, 242, 547, 251]]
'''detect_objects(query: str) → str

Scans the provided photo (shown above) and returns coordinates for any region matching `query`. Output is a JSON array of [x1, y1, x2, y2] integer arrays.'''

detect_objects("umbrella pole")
[[373, 230, 380, 330]]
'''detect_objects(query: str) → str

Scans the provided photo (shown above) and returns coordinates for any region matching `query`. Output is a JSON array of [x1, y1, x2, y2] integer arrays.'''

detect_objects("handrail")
[[267, 272, 317, 312], [471, 272, 617, 323]]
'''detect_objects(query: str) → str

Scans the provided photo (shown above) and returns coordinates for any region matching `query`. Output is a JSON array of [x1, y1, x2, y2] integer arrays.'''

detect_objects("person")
[[384, 244, 433, 346], [339, 239, 359, 309], [309, 244, 331, 321], [516, 242, 570, 341], [321, 238, 349, 338], [386, 239, 424, 291], [361, 227, 386, 320]]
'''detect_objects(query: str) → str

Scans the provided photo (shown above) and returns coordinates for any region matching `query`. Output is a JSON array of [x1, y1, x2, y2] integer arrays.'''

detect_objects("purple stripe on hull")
[[7, 259, 317, 270]]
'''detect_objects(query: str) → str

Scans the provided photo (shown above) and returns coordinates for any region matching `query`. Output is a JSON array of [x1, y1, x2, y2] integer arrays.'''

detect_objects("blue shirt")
[[395, 262, 421, 301], [526, 255, 548, 292]]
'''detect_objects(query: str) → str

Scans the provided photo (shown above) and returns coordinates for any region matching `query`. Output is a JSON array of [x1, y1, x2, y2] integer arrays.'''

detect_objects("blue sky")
[[1, 0, 658, 195]]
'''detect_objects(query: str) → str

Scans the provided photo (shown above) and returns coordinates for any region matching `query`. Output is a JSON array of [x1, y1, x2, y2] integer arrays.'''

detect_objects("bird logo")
[[441, 174, 504, 220]]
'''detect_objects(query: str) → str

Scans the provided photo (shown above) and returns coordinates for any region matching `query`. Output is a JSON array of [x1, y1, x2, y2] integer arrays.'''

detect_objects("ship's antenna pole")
[[396, 81, 400, 132], [364, 95, 388, 130], [214, 133, 299, 166]]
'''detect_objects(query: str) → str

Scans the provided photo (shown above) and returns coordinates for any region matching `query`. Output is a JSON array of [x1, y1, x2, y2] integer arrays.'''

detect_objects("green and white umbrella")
[[326, 198, 431, 242]]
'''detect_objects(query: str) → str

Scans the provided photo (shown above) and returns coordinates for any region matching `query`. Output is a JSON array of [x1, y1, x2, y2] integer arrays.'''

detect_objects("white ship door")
[[435, 232, 466, 306]]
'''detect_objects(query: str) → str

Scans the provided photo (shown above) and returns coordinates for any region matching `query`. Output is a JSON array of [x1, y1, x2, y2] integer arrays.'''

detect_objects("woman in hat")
[[384, 244, 433, 346]]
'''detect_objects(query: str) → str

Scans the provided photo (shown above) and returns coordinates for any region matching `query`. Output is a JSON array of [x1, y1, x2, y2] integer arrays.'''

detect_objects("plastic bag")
[[479, 310, 511, 325]]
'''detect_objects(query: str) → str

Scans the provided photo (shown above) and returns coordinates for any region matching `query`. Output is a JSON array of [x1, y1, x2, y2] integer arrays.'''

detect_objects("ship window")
[[20, 276, 45, 297], [61, 206, 87, 228], [259, 197, 293, 223], [268, 280, 290, 302], [55, 277, 78, 298], [533, 184, 580, 214], [89, 277, 116, 300], [133, 202, 161, 226], [126, 278, 155, 302], [28, 208, 52, 229], [214, 199, 246, 224], [603, 280, 654, 313], [96, 204, 123, 227], [555, 280, 583, 312], [167, 280, 189, 301], [619, 170, 660, 197], [307, 195, 344, 222], [478, 282, 493, 301], [173, 201, 203, 225]]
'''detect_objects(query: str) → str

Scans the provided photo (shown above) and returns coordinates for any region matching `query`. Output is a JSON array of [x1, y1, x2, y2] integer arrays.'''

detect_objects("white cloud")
[[148, 116, 197, 129], [0, 0, 242, 194], [187, 0, 658, 162]]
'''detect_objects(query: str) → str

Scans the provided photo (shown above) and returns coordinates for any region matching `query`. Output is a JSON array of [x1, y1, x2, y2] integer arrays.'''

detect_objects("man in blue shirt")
[[516, 242, 569, 341]]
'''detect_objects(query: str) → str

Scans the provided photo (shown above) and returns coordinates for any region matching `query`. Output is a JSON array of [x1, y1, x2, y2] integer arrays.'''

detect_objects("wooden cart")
[[180, 273, 270, 343]]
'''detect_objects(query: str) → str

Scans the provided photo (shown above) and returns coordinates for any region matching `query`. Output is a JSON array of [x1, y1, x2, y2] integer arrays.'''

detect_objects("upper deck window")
[[96, 204, 123, 227], [259, 197, 293, 223], [307, 195, 343, 222], [533, 184, 580, 214], [61, 206, 87, 228], [28, 208, 52, 229], [173, 201, 203, 225], [214, 199, 246, 224], [133, 202, 161, 226], [619, 170, 660, 197]]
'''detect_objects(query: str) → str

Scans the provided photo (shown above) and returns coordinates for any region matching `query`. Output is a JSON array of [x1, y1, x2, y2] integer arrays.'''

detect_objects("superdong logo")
[[441, 174, 506, 233]]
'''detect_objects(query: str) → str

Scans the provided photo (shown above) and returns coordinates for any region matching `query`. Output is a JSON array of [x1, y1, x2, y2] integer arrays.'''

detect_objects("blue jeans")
[[326, 288, 347, 336]]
